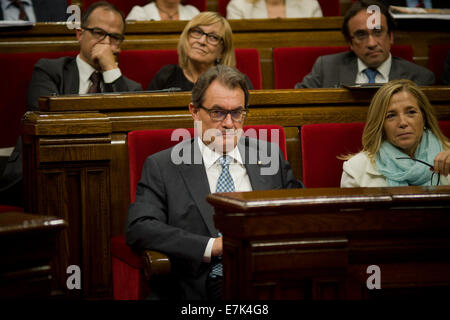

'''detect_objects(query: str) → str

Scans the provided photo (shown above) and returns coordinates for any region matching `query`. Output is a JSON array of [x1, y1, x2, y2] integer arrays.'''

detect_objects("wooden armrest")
[[141, 250, 171, 280]]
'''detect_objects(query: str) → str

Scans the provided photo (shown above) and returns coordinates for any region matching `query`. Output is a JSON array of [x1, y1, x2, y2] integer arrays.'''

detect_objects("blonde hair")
[[177, 12, 235, 69], [361, 79, 450, 160]]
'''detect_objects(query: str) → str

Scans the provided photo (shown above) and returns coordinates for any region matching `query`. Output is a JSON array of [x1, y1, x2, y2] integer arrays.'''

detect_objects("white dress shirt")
[[355, 54, 392, 84], [1, 0, 36, 22], [197, 137, 252, 262], [76, 55, 122, 94], [126, 2, 200, 21]]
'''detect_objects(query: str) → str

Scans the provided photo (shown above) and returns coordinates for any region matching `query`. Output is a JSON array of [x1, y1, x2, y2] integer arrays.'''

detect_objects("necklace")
[[155, 3, 179, 20]]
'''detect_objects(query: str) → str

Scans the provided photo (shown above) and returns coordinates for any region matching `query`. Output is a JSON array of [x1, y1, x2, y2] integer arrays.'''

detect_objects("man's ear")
[[76, 28, 83, 43], [189, 102, 199, 121], [389, 31, 394, 45]]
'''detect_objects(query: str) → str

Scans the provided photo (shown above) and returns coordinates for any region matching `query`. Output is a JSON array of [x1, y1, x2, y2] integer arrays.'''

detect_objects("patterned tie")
[[210, 156, 235, 278], [9, 0, 29, 21], [363, 68, 378, 84], [215, 155, 235, 193], [87, 71, 102, 93]]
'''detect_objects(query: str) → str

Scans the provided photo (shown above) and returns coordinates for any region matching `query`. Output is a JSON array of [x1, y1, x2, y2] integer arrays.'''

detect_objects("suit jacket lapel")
[[388, 57, 407, 80], [238, 137, 275, 191], [63, 57, 80, 94], [178, 139, 217, 236], [340, 52, 358, 86]]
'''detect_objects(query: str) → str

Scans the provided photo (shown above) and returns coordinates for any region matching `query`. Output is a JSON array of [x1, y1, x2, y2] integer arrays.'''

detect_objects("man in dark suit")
[[27, 1, 141, 110], [296, 0, 435, 88], [126, 65, 303, 300], [0, 0, 68, 22], [0, 2, 142, 208]]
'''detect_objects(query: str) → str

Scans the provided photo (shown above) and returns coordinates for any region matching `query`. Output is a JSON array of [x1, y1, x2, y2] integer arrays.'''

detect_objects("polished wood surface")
[[22, 87, 450, 298], [208, 186, 450, 299], [1, 18, 449, 88], [0, 212, 66, 298]]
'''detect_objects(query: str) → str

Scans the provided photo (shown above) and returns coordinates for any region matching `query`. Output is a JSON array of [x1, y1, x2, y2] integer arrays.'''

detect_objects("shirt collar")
[[197, 137, 243, 170], [357, 53, 392, 81], [76, 54, 97, 83], [5, 0, 32, 7]]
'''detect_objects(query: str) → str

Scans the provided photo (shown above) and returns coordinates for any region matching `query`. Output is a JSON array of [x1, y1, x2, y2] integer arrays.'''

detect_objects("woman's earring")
[[215, 58, 221, 65]]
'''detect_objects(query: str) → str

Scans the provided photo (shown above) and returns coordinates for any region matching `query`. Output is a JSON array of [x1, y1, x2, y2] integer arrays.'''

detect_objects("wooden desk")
[[22, 87, 450, 298], [0, 211, 66, 298], [1, 18, 449, 88], [207, 186, 450, 299]]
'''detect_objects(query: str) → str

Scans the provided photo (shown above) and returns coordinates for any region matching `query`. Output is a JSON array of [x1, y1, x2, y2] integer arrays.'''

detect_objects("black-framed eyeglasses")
[[189, 28, 222, 45], [351, 27, 387, 42], [82, 27, 124, 45], [197, 105, 248, 122], [396, 157, 441, 186]]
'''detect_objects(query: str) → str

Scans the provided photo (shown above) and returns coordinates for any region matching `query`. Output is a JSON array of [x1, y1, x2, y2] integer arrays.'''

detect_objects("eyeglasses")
[[396, 157, 441, 186], [351, 27, 387, 42], [189, 28, 222, 45], [197, 105, 248, 122], [82, 27, 124, 46]]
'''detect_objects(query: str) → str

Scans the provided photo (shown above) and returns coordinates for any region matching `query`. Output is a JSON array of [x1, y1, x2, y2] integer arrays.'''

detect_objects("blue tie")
[[215, 156, 235, 193], [363, 68, 378, 84], [210, 156, 235, 278]]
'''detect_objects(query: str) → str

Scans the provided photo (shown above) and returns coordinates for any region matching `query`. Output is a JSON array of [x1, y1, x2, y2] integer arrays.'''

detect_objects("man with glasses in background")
[[27, 1, 141, 110], [296, 0, 435, 88], [126, 65, 303, 300]]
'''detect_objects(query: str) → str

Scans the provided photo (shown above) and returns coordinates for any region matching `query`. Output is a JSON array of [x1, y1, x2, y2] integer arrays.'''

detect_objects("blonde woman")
[[126, 0, 199, 21], [226, 0, 322, 19], [148, 11, 253, 91], [341, 79, 450, 187]]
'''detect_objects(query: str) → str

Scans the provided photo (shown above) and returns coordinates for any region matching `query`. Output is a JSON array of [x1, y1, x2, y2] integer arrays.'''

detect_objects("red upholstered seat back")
[[219, 0, 340, 17], [273, 45, 414, 89], [301, 122, 365, 188], [120, 48, 262, 90], [301, 121, 450, 188], [128, 125, 286, 202], [317, 0, 340, 17], [235, 48, 262, 89], [0, 51, 77, 148], [119, 49, 179, 89], [429, 44, 450, 84], [82, 0, 206, 15]]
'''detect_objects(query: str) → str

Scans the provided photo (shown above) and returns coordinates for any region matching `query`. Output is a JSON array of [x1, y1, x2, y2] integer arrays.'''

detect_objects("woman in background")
[[341, 79, 450, 187], [126, 0, 199, 21], [148, 12, 253, 91], [226, 0, 322, 19]]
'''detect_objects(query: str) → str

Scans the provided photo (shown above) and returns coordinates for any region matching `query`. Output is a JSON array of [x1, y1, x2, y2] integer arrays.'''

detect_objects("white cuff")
[[203, 238, 215, 263], [102, 68, 121, 83]]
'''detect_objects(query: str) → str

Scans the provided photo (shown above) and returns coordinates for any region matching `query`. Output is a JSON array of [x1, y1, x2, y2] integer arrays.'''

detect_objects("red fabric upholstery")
[[0, 205, 23, 213], [112, 124, 286, 299], [301, 121, 450, 188], [273, 46, 348, 89], [119, 49, 179, 90], [0, 51, 77, 148], [273, 45, 414, 89], [301, 122, 365, 188], [235, 48, 262, 89], [218, 0, 340, 17], [82, 0, 206, 15], [317, 0, 340, 17], [120, 48, 262, 90], [429, 44, 450, 85]]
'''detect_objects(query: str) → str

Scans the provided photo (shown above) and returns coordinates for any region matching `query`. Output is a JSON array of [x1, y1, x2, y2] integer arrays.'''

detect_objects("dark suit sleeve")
[[279, 150, 304, 189], [27, 59, 61, 111], [104, 75, 142, 93], [295, 56, 324, 88], [126, 155, 210, 274]]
